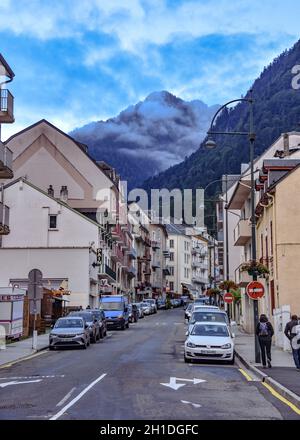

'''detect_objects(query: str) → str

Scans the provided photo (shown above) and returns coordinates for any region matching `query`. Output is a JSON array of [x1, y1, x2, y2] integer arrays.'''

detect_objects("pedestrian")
[[256, 314, 274, 369], [284, 314, 300, 370]]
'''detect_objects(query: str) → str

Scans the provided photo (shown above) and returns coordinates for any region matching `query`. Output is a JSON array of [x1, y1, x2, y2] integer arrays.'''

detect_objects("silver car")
[[49, 317, 90, 350]]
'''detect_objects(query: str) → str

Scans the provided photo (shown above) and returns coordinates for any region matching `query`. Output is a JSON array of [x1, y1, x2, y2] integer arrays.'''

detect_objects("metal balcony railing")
[[0, 89, 14, 123], [99, 264, 116, 281], [0, 202, 10, 235], [0, 142, 13, 178]]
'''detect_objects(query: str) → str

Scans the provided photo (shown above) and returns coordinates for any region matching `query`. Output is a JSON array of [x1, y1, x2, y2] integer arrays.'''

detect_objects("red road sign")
[[224, 292, 234, 304], [246, 281, 264, 300]]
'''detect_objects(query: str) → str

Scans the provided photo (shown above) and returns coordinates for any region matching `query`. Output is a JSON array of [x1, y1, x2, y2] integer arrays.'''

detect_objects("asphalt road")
[[0, 308, 298, 420]]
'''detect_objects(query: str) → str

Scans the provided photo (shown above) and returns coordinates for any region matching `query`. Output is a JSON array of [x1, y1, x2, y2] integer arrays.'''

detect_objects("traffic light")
[[97, 248, 103, 263]]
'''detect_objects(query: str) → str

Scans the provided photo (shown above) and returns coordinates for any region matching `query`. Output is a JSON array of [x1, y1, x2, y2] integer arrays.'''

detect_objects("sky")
[[0, 0, 299, 139]]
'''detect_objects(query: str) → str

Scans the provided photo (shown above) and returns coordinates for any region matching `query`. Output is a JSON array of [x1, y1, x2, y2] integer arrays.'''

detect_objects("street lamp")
[[205, 89, 260, 363]]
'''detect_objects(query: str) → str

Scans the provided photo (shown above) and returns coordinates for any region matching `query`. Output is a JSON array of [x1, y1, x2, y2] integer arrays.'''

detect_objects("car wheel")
[[228, 355, 235, 365], [49, 346, 55, 351], [121, 324, 126, 330], [184, 356, 191, 363]]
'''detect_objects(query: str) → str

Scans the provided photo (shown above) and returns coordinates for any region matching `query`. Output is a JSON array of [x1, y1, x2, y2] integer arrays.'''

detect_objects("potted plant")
[[240, 261, 269, 277]]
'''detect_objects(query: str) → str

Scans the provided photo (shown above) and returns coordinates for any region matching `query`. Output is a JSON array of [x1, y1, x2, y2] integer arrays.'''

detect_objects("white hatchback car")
[[184, 322, 235, 364]]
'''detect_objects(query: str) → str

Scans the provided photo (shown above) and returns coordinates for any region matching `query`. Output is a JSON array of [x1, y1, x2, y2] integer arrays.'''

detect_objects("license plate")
[[201, 350, 216, 354]]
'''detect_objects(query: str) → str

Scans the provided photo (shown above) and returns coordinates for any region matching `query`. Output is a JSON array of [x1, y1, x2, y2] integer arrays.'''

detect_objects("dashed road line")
[[0, 375, 65, 380]]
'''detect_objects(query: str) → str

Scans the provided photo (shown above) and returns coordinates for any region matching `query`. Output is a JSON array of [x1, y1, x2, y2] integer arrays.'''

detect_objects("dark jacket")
[[284, 320, 299, 340], [256, 321, 274, 338]]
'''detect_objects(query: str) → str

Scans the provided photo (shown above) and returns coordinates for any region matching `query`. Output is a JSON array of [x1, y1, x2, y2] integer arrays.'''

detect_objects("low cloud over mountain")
[[70, 91, 219, 188]]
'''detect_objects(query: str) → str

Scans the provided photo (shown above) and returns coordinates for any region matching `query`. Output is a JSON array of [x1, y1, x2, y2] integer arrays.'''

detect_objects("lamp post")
[[205, 89, 260, 363]]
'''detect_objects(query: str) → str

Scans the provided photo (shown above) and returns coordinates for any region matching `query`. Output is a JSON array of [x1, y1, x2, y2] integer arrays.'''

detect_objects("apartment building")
[[149, 223, 170, 298]]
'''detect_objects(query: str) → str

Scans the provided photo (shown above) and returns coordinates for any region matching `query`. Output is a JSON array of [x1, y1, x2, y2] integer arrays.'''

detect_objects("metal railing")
[[99, 264, 116, 281], [0, 89, 14, 121], [0, 202, 9, 235], [0, 143, 13, 171]]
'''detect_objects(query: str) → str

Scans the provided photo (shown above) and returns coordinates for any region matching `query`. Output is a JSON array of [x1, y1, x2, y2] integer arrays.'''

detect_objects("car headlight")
[[221, 343, 232, 349], [187, 342, 196, 348], [50, 333, 57, 337], [76, 333, 85, 337]]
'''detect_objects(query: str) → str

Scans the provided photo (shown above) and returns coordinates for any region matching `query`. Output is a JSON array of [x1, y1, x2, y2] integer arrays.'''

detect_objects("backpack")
[[259, 322, 269, 336]]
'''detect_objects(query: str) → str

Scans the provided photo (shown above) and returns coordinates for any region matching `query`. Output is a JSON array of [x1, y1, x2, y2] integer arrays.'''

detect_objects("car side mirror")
[[85, 324, 89, 329], [185, 331, 189, 336], [50, 324, 54, 329]]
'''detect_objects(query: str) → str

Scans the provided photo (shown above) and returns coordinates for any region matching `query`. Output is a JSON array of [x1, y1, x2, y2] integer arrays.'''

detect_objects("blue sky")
[[0, 0, 299, 138]]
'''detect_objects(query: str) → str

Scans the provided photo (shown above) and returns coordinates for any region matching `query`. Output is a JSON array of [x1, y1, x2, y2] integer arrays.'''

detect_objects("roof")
[[4, 119, 119, 191], [0, 54, 15, 79], [1, 177, 104, 231], [227, 178, 251, 210], [268, 162, 300, 192]]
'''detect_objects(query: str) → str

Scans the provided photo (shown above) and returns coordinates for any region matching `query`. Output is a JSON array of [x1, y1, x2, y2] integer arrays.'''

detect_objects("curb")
[[235, 349, 300, 410], [0, 344, 49, 369]]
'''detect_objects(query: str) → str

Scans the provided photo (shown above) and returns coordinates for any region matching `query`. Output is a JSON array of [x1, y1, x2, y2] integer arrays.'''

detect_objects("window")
[[49, 215, 57, 229], [169, 239, 174, 248], [169, 267, 174, 276], [169, 252, 174, 261]]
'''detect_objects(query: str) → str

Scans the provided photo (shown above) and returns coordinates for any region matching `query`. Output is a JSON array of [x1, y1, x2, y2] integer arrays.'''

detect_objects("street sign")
[[224, 292, 234, 304], [28, 269, 43, 300], [246, 281, 264, 300]]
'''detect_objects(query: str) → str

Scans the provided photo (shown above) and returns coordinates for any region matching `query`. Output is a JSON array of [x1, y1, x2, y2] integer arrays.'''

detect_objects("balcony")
[[236, 264, 252, 287], [192, 275, 207, 285], [98, 264, 116, 282], [163, 267, 171, 276], [152, 261, 161, 270], [151, 240, 160, 250], [234, 219, 251, 246], [0, 142, 13, 179], [192, 261, 202, 268], [0, 202, 9, 235], [127, 266, 137, 278], [0, 89, 14, 123], [127, 247, 137, 259]]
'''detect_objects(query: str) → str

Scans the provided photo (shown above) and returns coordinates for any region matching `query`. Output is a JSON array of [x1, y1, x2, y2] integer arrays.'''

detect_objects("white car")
[[192, 305, 219, 312], [184, 322, 235, 364]]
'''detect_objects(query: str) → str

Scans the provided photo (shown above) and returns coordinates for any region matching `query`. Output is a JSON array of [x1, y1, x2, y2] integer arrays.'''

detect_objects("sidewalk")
[[235, 326, 300, 407], [0, 332, 49, 367]]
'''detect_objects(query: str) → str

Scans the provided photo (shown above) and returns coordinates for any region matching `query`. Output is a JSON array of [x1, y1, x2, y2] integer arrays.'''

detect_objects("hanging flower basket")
[[240, 261, 269, 277]]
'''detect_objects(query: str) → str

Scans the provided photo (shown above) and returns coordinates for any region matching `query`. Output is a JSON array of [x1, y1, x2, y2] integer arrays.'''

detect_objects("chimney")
[[60, 185, 68, 203], [47, 185, 54, 197], [283, 133, 290, 157]]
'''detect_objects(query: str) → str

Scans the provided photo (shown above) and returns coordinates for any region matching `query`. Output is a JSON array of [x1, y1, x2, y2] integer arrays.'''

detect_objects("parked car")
[[185, 303, 194, 320], [141, 302, 152, 315], [90, 309, 107, 338], [157, 299, 166, 309], [194, 296, 210, 305], [192, 305, 219, 313], [69, 311, 100, 342], [144, 299, 157, 313], [49, 317, 90, 350], [134, 303, 145, 318], [187, 310, 230, 334], [100, 295, 129, 330], [184, 322, 235, 364]]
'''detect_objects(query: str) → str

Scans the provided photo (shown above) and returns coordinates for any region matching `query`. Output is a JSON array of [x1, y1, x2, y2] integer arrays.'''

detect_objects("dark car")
[[90, 309, 107, 339], [69, 311, 100, 343], [157, 299, 166, 309]]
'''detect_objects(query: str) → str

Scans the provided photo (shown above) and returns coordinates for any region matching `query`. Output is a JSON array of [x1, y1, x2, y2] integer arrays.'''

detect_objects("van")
[[100, 295, 129, 330]]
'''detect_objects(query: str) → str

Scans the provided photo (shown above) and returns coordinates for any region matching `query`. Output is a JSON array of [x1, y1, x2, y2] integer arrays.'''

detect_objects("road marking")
[[49, 373, 107, 420], [262, 382, 300, 416], [160, 377, 206, 390], [181, 400, 202, 408], [0, 379, 42, 388], [0, 350, 48, 369], [56, 387, 77, 407], [0, 375, 65, 380], [239, 368, 253, 382]]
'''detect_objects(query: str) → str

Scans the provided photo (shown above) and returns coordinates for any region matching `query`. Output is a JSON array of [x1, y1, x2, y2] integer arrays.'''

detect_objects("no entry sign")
[[224, 292, 234, 304], [246, 281, 264, 300]]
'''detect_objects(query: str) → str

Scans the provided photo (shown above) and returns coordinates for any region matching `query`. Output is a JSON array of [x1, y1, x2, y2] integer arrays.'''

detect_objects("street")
[[0, 308, 298, 420]]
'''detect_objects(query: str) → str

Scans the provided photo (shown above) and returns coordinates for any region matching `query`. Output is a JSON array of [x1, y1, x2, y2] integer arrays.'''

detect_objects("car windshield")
[[191, 312, 227, 323], [70, 312, 93, 322], [54, 318, 83, 329], [191, 324, 229, 337], [101, 302, 123, 311]]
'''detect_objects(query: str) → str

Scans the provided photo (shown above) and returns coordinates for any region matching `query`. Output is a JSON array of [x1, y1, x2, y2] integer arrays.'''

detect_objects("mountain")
[[70, 91, 219, 188], [143, 40, 300, 200]]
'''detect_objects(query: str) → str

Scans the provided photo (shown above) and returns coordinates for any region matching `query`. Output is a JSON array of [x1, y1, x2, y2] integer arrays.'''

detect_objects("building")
[[226, 132, 300, 333], [0, 54, 15, 238], [0, 178, 108, 310], [149, 223, 170, 299]]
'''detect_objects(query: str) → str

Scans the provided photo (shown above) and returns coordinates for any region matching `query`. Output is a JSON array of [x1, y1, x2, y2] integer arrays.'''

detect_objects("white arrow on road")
[[160, 377, 206, 390], [181, 400, 202, 408], [0, 379, 42, 388]]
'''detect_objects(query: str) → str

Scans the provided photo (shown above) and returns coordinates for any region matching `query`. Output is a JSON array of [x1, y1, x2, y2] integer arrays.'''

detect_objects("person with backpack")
[[256, 314, 274, 368], [284, 315, 300, 370]]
